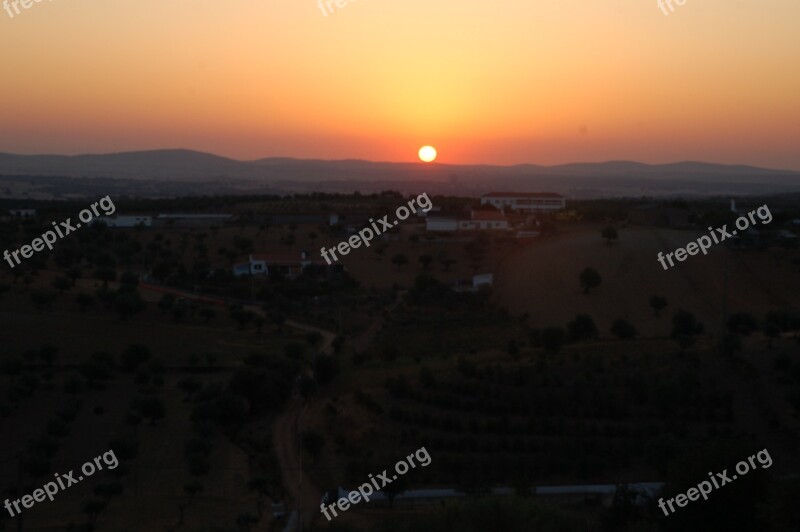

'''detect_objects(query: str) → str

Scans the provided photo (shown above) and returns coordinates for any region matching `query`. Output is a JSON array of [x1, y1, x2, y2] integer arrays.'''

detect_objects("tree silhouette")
[[671, 310, 704, 353], [133, 396, 166, 425], [52, 276, 72, 294], [610, 319, 637, 340], [650, 296, 668, 317], [235, 513, 258, 532], [727, 312, 758, 336], [115, 291, 145, 320], [30, 290, 57, 310], [718, 333, 742, 357], [392, 253, 409, 271], [601, 226, 618, 245], [121, 344, 151, 371], [199, 307, 216, 324], [94, 267, 116, 287], [158, 293, 175, 314], [83, 499, 107, 525], [566, 314, 598, 342], [75, 293, 95, 312], [178, 481, 204, 525], [579, 268, 601, 294], [541, 327, 566, 354], [418, 254, 434, 271]]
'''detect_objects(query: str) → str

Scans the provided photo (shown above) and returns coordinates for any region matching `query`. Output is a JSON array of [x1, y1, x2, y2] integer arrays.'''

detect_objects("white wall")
[[426, 218, 458, 231]]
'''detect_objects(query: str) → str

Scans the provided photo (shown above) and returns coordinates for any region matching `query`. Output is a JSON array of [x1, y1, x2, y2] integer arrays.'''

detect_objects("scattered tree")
[[671, 310, 704, 352], [541, 327, 566, 354], [418, 254, 434, 271], [579, 268, 601, 294], [392, 253, 409, 271], [727, 312, 758, 336], [132, 396, 166, 425], [75, 293, 95, 312], [610, 319, 637, 340], [718, 333, 742, 357], [566, 314, 598, 342], [601, 226, 618, 245], [650, 296, 668, 317], [52, 276, 72, 294]]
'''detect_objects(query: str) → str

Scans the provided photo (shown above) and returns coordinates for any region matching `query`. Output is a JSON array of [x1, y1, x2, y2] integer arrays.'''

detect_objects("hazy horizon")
[[2, 148, 800, 174]]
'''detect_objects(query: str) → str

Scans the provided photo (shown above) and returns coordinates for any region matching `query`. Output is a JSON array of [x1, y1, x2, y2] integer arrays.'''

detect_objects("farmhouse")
[[480, 192, 565, 213], [232, 251, 330, 278]]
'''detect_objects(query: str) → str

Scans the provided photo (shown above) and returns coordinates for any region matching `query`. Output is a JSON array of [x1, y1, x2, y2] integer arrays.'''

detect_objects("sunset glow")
[[1, 1, 799, 168]]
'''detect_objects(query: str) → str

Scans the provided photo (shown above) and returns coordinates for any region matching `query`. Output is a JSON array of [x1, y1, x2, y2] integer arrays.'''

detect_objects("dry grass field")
[[493, 223, 800, 336]]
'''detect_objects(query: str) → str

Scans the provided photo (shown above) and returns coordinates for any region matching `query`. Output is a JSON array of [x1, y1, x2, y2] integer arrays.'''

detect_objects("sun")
[[418, 145, 437, 163]]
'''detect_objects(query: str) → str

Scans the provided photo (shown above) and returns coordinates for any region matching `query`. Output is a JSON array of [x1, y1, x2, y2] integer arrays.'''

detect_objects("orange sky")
[[1, 0, 799, 168]]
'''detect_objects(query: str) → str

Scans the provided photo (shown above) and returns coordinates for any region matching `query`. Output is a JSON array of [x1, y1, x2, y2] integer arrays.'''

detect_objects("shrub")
[[610, 319, 637, 340]]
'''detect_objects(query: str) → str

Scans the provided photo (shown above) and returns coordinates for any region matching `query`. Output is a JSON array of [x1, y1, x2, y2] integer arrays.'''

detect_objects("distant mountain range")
[[1, 149, 799, 198]]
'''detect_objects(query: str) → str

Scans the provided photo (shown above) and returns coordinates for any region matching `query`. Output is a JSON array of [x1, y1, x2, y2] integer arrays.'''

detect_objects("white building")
[[94, 215, 153, 228], [232, 251, 326, 278], [426, 214, 460, 232], [9, 209, 36, 217], [473, 273, 493, 288], [426, 210, 509, 232], [233, 256, 267, 277], [480, 192, 565, 212]]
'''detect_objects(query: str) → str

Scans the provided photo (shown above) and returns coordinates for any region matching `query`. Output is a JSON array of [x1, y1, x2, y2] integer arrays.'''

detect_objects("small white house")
[[426, 214, 460, 232], [232, 251, 325, 278], [473, 273, 494, 288], [232, 256, 267, 277]]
